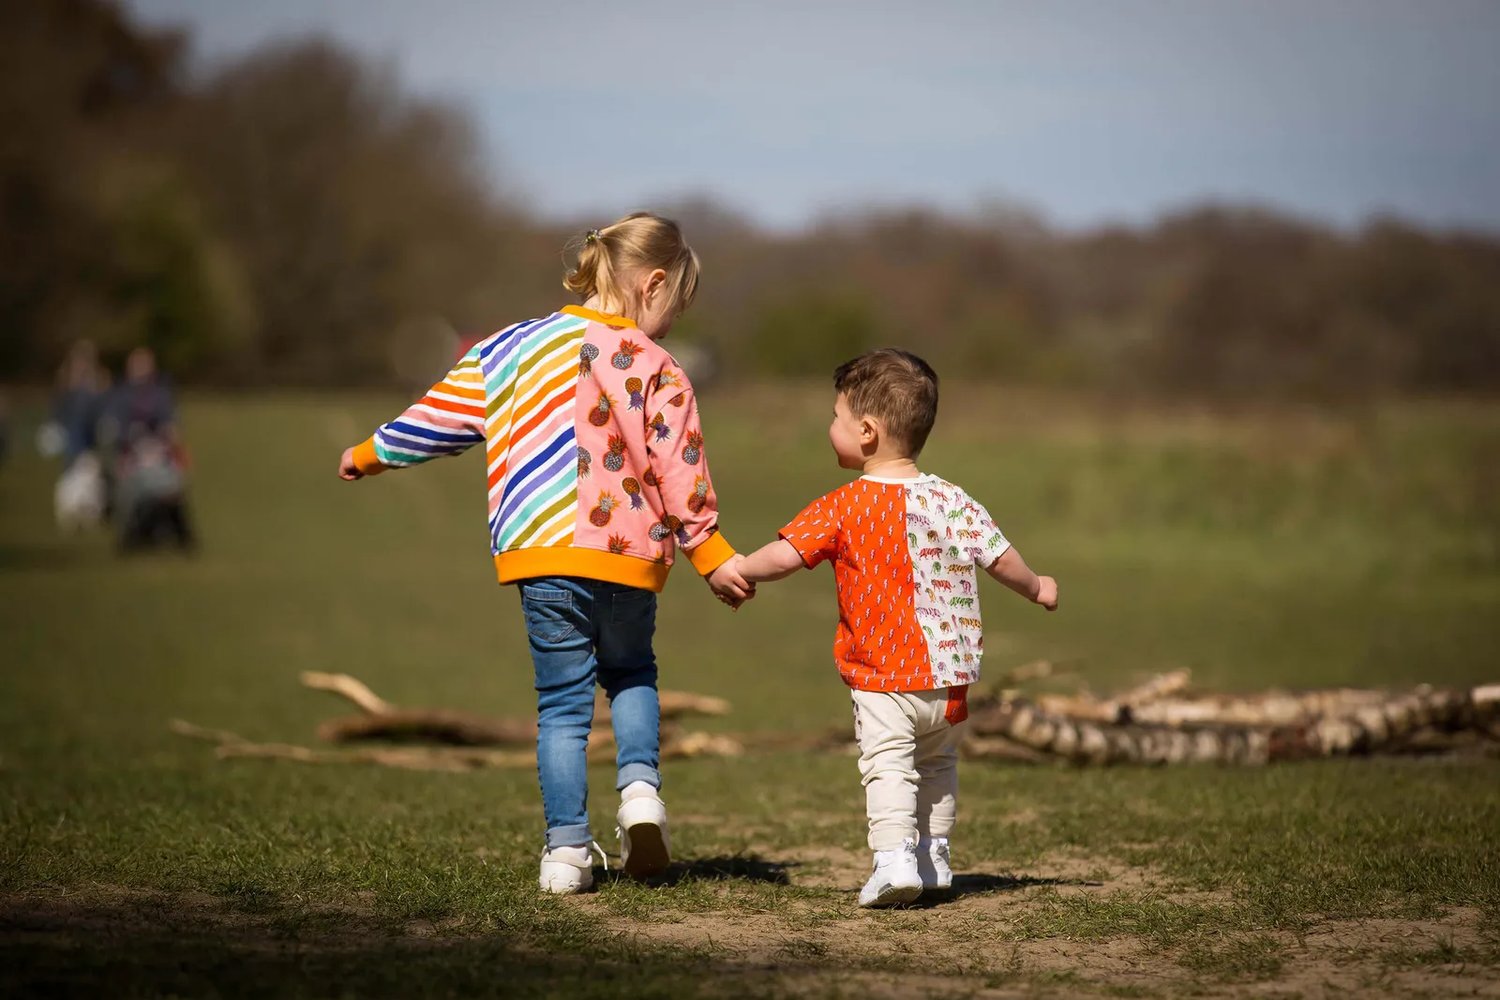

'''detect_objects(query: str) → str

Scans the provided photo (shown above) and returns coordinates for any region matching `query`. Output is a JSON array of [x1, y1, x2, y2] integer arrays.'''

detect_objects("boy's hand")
[[1035, 575, 1058, 611], [707, 555, 755, 610], [338, 447, 365, 481]]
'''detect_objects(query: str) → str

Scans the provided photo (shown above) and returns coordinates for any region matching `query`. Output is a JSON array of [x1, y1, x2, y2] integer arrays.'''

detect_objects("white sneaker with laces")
[[917, 835, 952, 891], [858, 838, 923, 908], [616, 781, 671, 878], [538, 844, 596, 894]]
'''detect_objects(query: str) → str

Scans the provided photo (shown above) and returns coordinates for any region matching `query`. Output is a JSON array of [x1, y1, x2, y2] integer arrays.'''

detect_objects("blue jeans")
[[519, 577, 661, 849]]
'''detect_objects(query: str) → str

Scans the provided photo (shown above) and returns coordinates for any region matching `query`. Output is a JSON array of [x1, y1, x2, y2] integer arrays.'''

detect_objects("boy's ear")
[[859, 415, 880, 444]]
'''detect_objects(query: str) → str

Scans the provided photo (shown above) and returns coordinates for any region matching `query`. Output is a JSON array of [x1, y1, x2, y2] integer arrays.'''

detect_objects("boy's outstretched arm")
[[985, 546, 1059, 610], [738, 539, 808, 583], [337, 349, 487, 480]]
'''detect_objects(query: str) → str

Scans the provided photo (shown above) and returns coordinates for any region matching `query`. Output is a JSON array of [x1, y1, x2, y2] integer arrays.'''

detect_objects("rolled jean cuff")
[[616, 763, 661, 792], [545, 823, 593, 850]]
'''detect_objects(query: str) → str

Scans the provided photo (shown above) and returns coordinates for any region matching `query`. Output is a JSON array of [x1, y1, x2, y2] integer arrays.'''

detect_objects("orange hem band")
[[495, 547, 670, 593]]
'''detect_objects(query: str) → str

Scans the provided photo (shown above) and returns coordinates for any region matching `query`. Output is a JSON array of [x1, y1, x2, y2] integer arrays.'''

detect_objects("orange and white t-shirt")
[[779, 474, 1010, 693]]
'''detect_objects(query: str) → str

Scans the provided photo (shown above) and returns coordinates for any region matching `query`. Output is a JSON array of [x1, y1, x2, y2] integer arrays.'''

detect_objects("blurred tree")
[[744, 293, 881, 377], [0, 0, 184, 378], [171, 39, 532, 384], [94, 161, 254, 376]]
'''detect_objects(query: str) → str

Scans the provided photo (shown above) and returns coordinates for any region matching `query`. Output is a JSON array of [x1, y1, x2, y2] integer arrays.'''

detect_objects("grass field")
[[1, 385, 1498, 999]]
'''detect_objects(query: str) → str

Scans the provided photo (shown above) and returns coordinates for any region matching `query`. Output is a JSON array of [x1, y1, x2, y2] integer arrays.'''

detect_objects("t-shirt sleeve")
[[961, 491, 1011, 568], [778, 489, 844, 568]]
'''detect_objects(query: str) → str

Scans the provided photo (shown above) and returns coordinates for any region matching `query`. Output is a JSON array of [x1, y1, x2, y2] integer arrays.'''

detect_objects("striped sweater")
[[350, 305, 735, 591]]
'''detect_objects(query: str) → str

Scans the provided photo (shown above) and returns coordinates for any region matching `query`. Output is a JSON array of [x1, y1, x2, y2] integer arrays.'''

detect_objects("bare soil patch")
[[587, 853, 1500, 999]]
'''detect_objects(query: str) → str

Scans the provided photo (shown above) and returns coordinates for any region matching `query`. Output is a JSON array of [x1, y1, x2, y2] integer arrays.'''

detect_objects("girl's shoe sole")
[[621, 821, 670, 877]]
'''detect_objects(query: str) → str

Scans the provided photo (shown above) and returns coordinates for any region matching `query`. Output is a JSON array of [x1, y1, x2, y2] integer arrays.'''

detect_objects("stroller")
[[113, 431, 195, 552]]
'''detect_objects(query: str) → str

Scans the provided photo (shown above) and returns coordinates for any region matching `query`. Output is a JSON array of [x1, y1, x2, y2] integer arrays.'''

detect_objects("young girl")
[[338, 212, 753, 893]]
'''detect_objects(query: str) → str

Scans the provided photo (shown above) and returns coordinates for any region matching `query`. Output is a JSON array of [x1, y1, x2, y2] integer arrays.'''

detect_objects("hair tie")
[[584, 228, 601, 244]]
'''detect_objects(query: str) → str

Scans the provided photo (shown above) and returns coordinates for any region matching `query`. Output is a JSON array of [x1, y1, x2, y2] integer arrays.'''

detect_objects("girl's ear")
[[643, 268, 668, 303]]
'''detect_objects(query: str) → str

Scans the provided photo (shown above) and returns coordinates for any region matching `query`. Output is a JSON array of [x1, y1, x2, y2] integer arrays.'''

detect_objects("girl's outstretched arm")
[[337, 349, 487, 480], [738, 539, 807, 583]]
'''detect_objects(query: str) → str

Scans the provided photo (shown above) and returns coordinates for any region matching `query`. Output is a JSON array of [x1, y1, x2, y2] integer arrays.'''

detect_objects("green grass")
[[1, 385, 1498, 998]]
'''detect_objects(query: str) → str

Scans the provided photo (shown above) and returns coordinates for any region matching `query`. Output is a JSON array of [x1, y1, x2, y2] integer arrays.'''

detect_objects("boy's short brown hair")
[[833, 349, 940, 456]]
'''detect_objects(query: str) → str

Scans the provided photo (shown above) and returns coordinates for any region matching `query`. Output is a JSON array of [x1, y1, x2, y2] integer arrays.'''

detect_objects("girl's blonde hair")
[[563, 212, 700, 319]]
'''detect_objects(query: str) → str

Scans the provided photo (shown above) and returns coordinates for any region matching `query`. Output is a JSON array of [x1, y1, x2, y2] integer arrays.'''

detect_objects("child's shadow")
[[605, 856, 797, 887], [905, 872, 1102, 909]]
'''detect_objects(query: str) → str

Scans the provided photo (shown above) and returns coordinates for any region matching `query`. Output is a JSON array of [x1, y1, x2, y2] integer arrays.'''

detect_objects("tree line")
[[4, 0, 1497, 398]]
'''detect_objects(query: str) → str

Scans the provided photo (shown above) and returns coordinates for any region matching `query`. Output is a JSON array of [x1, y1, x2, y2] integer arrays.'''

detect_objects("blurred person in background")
[[105, 346, 177, 451], [45, 341, 110, 531], [50, 340, 109, 464], [105, 346, 195, 551]]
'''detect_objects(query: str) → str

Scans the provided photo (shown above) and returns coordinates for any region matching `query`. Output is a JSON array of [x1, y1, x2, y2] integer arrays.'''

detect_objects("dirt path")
[[584, 849, 1500, 999]]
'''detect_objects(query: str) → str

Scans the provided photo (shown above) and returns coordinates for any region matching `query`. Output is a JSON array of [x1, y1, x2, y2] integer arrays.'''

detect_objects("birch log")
[[966, 683, 1499, 765]]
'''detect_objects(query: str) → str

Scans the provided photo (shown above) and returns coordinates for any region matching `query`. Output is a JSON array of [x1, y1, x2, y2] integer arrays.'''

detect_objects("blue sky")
[[127, 0, 1500, 232]]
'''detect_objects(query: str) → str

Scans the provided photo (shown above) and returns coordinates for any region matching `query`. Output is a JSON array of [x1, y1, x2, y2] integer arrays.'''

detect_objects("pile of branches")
[[959, 664, 1500, 765], [171, 672, 743, 772]]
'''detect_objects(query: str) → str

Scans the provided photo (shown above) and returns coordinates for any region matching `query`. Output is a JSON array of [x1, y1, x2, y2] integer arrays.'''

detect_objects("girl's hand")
[[338, 447, 365, 481], [707, 555, 755, 610], [1035, 575, 1058, 611]]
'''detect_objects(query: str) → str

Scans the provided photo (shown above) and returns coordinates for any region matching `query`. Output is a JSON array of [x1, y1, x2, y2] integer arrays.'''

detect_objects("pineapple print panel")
[[573, 332, 677, 564]]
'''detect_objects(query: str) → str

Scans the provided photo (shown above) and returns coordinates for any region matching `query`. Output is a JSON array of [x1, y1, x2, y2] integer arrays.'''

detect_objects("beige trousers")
[[851, 687, 967, 851]]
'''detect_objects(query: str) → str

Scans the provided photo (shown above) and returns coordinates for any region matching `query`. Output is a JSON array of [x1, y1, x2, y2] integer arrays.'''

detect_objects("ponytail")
[[563, 212, 699, 319]]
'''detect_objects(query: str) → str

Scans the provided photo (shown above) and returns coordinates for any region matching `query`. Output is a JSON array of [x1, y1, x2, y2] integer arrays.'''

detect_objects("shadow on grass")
[[0, 544, 103, 574], [0, 895, 726, 1000], [908, 872, 1103, 909], [647, 855, 797, 887]]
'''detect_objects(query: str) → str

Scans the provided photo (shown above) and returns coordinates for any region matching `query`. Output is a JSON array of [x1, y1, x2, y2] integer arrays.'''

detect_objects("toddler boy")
[[737, 349, 1058, 906]]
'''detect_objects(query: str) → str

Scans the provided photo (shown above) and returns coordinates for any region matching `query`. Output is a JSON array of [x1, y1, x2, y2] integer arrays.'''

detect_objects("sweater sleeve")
[[643, 364, 735, 575], [350, 349, 487, 476]]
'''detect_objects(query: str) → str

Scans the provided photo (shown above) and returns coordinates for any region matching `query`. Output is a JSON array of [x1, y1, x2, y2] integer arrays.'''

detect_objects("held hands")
[[338, 446, 365, 481], [707, 554, 756, 610], [1034, 575, 1059, 611]]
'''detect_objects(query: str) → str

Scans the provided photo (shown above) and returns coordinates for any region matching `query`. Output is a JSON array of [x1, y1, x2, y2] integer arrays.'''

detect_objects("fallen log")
[[966, 682, 1500, 765], [960, 734, 1051, 764], [316, 710, 538, 747], [298, 672, 732, 747], [170, 719, 742, 771]]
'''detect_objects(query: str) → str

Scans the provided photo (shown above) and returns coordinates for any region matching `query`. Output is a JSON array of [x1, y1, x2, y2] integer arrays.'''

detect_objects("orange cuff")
[[686, 531, 736, 576], [351, 437, 388, 477]]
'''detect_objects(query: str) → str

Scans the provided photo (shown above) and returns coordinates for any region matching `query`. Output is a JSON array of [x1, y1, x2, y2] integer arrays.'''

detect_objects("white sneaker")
[[858, 839, 923, 908], [917, 836, 952, 892], [538, 844, 594, 894], [617, 781, 671, 878]]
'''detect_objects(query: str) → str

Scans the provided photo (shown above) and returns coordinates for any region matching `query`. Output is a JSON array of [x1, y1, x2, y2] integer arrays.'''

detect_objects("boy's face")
[[829, 393, 873, 470]]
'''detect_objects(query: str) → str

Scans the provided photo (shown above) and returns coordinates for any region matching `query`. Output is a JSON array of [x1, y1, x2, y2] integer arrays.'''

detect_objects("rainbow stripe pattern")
[[371, 311, 587, 555]]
